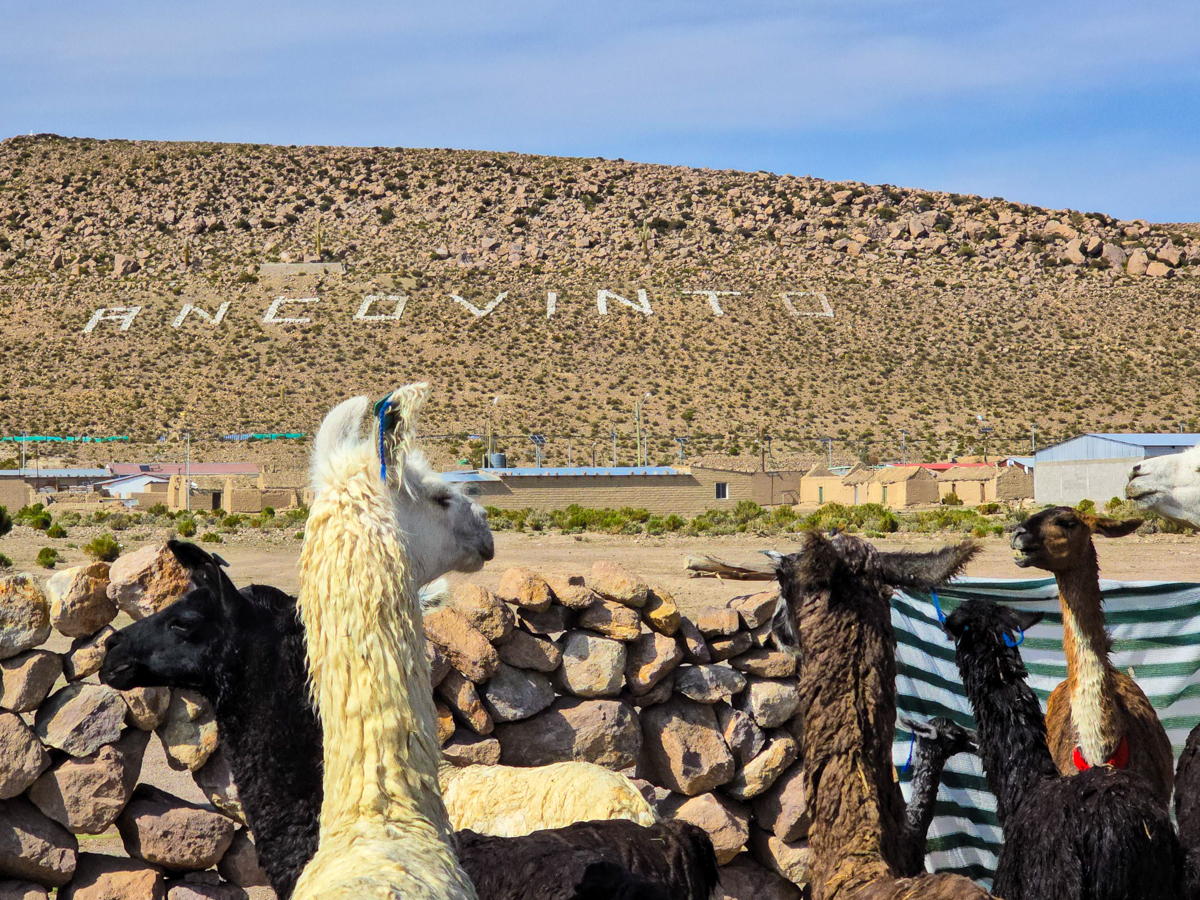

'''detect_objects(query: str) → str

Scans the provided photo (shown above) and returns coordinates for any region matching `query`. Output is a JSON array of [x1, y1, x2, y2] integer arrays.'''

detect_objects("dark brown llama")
[[770, 532, 992, 900]]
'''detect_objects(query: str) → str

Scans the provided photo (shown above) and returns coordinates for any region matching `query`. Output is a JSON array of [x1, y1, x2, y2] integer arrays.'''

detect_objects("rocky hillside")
[[1, 134, 1197, 469]]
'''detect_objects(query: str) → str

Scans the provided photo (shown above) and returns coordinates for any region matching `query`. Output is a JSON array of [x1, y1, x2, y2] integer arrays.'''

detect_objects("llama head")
[[1010, 506, 1140, 573], [943, 598, 1044, 691], [1126, 443, 1200, 529], [101, 540, 248, 694], [900, 715, 978, 759], [310, 383, 495, 585], [768, 531, 979, 654]]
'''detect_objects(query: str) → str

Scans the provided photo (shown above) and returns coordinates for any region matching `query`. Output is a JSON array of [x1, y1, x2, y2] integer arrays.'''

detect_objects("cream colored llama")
[[292, 383, 478, 900], [1126, 443, 1200, 528], [439, 761, 657, 837]]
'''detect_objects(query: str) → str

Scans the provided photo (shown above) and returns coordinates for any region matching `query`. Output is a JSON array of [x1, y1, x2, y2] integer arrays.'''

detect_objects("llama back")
[[440, 761, 657, 837]]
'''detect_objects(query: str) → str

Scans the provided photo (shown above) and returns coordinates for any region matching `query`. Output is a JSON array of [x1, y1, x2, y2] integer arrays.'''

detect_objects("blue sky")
[[3, 1, 1198, 222]]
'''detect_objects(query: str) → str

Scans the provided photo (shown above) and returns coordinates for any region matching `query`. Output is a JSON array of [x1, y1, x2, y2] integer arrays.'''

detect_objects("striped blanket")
[[893, 577, 1200, 887]]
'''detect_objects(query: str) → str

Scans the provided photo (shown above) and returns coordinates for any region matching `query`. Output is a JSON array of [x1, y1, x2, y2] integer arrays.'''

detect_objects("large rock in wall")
[[0, 547, 808, 896]]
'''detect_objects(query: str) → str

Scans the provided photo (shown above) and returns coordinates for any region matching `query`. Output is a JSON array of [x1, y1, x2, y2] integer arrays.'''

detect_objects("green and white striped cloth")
[[893, 577, 1200, 887]]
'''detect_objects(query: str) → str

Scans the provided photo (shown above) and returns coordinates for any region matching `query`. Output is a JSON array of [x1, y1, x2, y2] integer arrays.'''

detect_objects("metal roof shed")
[[1034, 433, 1200, 505]]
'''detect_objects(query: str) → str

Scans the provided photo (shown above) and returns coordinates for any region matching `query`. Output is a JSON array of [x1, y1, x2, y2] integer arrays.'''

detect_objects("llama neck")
[[960, 666, 1059, 827], [298, 460, 454, 848], [212, 623, 322, 900], [1057, 554, 1120, 766], [901, 743, 947, 865], [799, 598, 905, 898]]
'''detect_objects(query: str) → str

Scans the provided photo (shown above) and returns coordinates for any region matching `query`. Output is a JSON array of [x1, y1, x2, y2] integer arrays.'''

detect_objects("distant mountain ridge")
[[0, 134, 1197, 469]]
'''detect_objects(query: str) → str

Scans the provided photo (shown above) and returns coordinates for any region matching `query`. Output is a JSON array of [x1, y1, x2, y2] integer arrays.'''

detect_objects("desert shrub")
[[286, 506, 309, 521], [84, 532, 121, 562], [221, 514, 242, 529], [731, 500, 766, 525], [0, 553, 11, 568], [176, 517, 197, 538], [0, 505, 11, 538], [645, 516, 666, 535], [293, 530, 305, 540], [1076, 499, 1096, 514], [106, 513, 131, 531], [525, 511, 549, 532], [47, 524, 67, 539], [978, 502, 1001, 515], [941, 492, 964, 506], [200, 532, 223, 543], [663, 514, 686, 532], [56, 511, 82, 526], [146, 502, 169, 516], [16, 504, 51, 531], [36, 547, 59, 569], [91, 510, 110, 523], [262, 506, 275, 518]]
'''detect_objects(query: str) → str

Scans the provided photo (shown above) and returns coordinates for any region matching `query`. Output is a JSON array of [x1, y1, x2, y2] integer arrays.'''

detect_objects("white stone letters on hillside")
[[83, 307, 143, 333], [597, 289, 651, 316], [263, 296, 319, 325], [354, 294, 408, 321], [82, 287, 834, 334], [781, 291, 834, 318], [451, 292, 508, 317], [172, 302, 232, 328], [682, 290, 739, 317]]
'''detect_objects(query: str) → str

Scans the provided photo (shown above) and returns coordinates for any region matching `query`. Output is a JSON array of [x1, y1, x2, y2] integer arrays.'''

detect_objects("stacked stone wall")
[[0, 548, 808, 899]]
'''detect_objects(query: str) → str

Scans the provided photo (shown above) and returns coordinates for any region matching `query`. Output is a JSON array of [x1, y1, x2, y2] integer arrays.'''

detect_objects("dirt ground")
[[8, 526, 1200, 607]]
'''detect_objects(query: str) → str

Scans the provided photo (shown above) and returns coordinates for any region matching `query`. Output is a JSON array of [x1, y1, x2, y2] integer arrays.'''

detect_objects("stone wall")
[[0, 548, 808, 899]]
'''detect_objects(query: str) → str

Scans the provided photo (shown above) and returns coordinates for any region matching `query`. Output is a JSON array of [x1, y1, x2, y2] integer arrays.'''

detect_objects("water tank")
[[488, 452, 508, 469]]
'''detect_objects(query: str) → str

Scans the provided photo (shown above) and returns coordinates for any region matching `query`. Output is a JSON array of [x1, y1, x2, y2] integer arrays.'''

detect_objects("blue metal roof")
[[1036, 433, 1200, 463], [0, 468, 110, 478], [448, 466, 681, 479], [442, 471, 502, 483]]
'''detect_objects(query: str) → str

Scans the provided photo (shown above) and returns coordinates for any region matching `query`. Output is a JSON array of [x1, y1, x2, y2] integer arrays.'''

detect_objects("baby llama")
[[291, 383, 477, 900]]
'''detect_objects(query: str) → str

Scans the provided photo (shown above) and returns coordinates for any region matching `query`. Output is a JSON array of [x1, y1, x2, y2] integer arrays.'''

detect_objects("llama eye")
[[433, 494, 452, 509]]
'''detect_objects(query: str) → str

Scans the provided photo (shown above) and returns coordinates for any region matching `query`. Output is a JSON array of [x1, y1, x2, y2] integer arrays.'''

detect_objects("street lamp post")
[[611, 430, 618, 467], [1031, 423, 1037, 455], [634, 392, 653, 467], [979, 425, 994, 462], [900, 429, 909, 465], [673, 435, 689, 463], [529, 434, 546, 469]]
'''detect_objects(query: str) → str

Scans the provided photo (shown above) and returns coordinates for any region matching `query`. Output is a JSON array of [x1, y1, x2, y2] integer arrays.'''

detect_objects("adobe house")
[[799, 462, 847, 507], [864, 466, 940, 508], [840, 463, 874, 505], [937, 465, 1033, 506], [447, 460, 803, 517]]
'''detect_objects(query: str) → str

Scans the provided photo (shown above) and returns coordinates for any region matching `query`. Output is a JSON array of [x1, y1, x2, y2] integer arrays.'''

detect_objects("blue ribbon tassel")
[[374, 393, 393, 483]]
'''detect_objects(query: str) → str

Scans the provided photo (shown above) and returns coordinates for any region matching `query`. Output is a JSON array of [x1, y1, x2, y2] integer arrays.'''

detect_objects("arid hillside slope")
[[1, 134, 1197, 468]]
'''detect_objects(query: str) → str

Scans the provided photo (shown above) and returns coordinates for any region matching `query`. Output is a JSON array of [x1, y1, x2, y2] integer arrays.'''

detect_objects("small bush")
[[84, 532, 121, 562], [176, 517, 197, 538], [36, 547, 60, 569], [200, 532, 223, 543], [16, 504, 51, 531], [56, 511, 82, 526], [0, 553, 11, 568], [663, 514, 686, 532], [1076, 499, 1096, 514], [941, 492, 964, 507], [0, 505, 11, 538], [146, 502, 169, 516], [107, 513, 131, 531], [47, 524, 67, 539], [978, 502, 1001, 515], [262, 506, 275, 518]]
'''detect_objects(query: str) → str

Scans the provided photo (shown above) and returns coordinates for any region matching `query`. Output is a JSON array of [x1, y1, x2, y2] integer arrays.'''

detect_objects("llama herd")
[[91, 382, 1200, 900]]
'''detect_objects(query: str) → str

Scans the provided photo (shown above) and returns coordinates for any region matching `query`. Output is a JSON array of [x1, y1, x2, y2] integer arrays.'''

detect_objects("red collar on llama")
[[1072, 736, 1130, 772]]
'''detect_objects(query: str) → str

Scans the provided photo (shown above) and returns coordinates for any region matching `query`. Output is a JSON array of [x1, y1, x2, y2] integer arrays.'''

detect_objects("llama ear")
[[167, 539, 240, 609], [1083, 515, 1142, 538], [1012, 609, 1045, 632], [875, 540, 980, 591], [377, 382, 430, 475]]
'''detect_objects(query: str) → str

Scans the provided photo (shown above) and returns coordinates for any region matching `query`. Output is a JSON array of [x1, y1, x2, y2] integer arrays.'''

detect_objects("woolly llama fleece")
[[292, 383, 476, 900]]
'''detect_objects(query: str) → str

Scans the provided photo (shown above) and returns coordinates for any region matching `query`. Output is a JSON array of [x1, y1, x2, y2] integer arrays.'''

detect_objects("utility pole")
[[185, 432, 191, 513], [635, 392, 652, 467], [1031, 423, 1037, 455], [21, 430, 26, 472], [591, 441, 600, 467], [900, 429, 909, 465], [979, 425, 994, 462], [567, 434, 573, 467], [611, 430, 618, 467]]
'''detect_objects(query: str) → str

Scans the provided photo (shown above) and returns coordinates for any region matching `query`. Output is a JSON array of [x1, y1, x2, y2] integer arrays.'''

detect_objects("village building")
[[936, 465, 1034, 506], [446, 459, 803, 517], [1034, 433, 1200, 505]]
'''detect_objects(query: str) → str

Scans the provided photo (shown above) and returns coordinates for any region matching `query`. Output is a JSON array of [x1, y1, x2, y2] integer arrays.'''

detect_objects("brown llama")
[[769, 533, 992, 900], [1011, 506, 1174, 804]]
